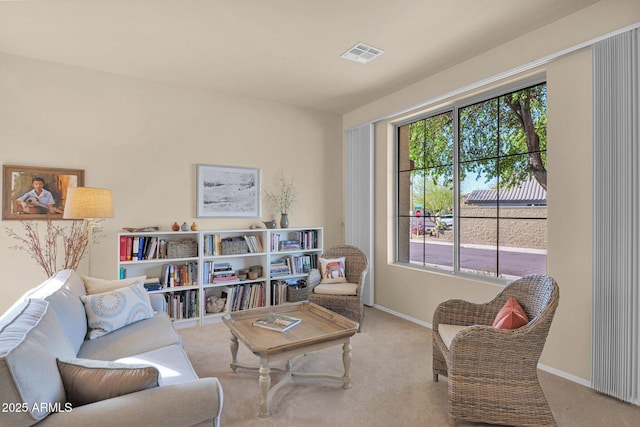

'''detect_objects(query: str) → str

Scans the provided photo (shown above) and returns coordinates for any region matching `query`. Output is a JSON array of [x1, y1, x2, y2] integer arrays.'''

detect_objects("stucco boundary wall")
[[420, 206, 547, 250]]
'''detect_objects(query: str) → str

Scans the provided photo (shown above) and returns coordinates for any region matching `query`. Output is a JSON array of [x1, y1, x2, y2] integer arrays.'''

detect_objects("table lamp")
[[63, 187, 114, 275]]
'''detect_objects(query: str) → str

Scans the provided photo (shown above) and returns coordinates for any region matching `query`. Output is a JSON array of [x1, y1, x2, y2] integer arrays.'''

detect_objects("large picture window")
[[396, 81, 547, 279]]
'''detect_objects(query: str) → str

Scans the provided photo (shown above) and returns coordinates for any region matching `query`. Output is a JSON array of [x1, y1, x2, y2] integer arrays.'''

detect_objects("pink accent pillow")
[[492, 296, 529, 329]]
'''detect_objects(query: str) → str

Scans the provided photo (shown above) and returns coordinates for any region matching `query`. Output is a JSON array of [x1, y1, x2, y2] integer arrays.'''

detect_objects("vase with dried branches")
[[263, 172, 296, 228], [5, 220, 92, 277]]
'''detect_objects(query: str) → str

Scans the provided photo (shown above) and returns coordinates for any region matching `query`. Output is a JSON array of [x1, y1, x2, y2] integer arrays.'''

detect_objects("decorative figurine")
[[206, 296, 226, 313]]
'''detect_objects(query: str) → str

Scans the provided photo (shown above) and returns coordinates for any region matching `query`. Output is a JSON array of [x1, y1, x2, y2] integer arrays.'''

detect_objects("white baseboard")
[[372, 303, 592, 389]]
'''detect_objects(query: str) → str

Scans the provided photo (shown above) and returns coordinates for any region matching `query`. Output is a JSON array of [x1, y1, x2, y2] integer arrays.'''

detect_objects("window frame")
[[393, 74, 547, 283]]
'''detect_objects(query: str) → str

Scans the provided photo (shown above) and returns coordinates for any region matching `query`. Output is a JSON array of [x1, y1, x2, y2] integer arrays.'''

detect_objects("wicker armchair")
[[432, 274, 560, 427], [307, 245, 369, 328]]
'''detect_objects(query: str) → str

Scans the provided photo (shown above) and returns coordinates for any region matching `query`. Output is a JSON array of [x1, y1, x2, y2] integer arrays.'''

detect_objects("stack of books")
[[270, 259, 290, 277], [213, 262, 237, 283], [143, 277, 162, 291], [279, 240, 301, 251]]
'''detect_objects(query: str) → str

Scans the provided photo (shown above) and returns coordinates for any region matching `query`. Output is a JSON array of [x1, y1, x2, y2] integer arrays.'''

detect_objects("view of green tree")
[[411, 173, 454, 218], [409, 83, 547, 190]]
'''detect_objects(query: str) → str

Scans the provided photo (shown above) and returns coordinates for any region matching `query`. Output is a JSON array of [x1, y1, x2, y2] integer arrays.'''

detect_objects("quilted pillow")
[[80, 283, 154, 339], [57, 358, 159, 406], [492, 296, 529, 329], [319, 257, 347, 284]]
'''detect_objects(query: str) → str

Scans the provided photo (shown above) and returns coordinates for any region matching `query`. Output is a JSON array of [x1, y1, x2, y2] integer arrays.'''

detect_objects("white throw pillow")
[[81, 283, 154, 340], [319, 257, 347, 284], [82, 275, 146, 295]]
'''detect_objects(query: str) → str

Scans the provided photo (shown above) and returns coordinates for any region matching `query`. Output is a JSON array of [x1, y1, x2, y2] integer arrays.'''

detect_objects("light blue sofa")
[[0, 269, 223, 426]]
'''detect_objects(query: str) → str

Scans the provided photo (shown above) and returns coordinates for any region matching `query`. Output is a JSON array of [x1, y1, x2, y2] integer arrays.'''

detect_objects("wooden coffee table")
[[222, 302, 359, 417]]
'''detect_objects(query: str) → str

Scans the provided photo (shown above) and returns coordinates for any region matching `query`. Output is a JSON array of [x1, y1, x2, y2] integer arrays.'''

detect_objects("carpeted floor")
[[179, 306, 640, 426]]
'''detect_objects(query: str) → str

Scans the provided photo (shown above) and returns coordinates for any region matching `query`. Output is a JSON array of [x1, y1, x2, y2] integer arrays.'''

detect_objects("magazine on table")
[[252, 313, 301, 332]]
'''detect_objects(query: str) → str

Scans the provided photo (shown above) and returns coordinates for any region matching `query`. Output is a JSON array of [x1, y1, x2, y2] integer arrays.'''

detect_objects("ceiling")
[[0, 0, 600, 114]]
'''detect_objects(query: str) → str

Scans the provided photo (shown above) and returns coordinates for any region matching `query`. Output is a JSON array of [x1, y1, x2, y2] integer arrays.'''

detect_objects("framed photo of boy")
[[2, 165, 85, 220], [197, 164, 261, 218]]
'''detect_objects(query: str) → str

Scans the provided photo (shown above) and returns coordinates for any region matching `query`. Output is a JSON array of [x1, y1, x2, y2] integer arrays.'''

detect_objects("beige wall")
[[345, 0, 639, 383], [0, 52, 343, 313]]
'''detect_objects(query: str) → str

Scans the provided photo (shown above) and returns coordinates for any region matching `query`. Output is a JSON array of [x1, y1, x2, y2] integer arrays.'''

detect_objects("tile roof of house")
[[464, 178, 547, 205]]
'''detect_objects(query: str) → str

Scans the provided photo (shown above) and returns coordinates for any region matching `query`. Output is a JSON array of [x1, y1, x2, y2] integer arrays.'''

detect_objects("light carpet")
[[179, 306, 640, 426]]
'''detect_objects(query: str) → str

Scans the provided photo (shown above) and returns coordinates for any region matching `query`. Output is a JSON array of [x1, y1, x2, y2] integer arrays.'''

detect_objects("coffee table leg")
[[230, 333, 239, 371], [259, 360, 271, 417], [342, 338, 352, 389]]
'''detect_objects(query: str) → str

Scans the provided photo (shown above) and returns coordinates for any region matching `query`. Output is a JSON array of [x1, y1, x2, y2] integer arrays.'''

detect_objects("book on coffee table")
[[252, 313, 301, 332]]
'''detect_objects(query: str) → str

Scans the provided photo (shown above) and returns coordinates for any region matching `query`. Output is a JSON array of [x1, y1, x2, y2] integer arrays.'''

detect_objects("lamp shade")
[[63, 187, 114, 219]]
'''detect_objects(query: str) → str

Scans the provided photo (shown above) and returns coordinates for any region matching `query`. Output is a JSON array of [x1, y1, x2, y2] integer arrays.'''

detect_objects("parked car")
[[439, 214, 454, 228]]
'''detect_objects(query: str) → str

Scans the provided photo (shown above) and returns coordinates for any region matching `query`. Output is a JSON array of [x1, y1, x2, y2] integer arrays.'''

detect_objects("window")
[[396, 81, 547, 279]]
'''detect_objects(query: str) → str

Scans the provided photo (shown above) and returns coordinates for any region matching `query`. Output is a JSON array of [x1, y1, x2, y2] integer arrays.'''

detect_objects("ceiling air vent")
[[341, 42, 384, 64]]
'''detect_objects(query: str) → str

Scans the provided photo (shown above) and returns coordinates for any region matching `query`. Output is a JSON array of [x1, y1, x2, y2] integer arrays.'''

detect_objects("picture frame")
[[197, 164, 261, 218], [2, 165, 85, 220]]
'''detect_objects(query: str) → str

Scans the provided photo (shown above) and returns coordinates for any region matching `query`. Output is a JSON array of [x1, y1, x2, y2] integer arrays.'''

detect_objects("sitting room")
[[1, 1, 640, 426]]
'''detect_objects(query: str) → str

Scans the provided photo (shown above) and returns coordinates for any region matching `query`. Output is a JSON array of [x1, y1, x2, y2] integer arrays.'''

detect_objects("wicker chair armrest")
[[448, 325, 543, 375], [354, 266, 368, 296], [306, 268, 321, 291], [433, 299, 498, 329]]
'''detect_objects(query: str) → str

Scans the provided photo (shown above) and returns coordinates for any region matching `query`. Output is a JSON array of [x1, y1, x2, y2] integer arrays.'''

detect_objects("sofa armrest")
[[149, 293, 167, 313], [37, 378, 223, 427]]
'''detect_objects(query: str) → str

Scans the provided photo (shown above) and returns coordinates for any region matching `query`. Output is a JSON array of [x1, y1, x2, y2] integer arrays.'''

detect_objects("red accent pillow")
[[492, 296, 529, 329]]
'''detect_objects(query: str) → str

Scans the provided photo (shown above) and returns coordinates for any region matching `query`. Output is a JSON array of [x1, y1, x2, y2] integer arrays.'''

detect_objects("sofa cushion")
[[78, 311, 181, 361], [56, 358, 159, 406], [116, 344, 199, 386], [438, 324, 467, 349], [81, 283, 154, 340], [0, 299, 75, 424], [313, 282, 358, 295], [22, 269, 87, 354]]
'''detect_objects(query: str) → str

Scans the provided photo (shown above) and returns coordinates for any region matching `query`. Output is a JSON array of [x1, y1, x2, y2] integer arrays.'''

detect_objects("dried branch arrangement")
[[5, 220, 91, 277], [263, 172, 296, 214]]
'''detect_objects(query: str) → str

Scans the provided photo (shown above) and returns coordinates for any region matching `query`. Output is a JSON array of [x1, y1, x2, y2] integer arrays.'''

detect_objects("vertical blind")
[[345, 124, 374, 306], [592, 28, 640, 404]]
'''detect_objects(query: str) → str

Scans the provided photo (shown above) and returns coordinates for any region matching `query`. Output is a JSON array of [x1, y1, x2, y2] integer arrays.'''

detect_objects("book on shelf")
[[221, 282, 266, 313], [244, 235, 264, 253], [203, 234, 222, 256], [165, 289, 199, 320], [161, 262, 198, 287], [252, 313, 301, 332]]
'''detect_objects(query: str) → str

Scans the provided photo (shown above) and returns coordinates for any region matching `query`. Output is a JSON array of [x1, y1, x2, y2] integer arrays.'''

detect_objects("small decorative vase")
[[190, 222, 198, 231], [280, 213, 289, 228], [181, 222, 189, 231], [172, 222, 180, 231]]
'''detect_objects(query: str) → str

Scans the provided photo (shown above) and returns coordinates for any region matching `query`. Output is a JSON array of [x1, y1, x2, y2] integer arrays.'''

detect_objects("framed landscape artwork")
[[2, 165, 85, 220], [197, 164, 261, 218]]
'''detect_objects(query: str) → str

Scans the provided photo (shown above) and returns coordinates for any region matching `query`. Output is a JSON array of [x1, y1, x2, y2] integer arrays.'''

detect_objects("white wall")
[[344, 0, 639, 383], [0, 52, 343, 312]]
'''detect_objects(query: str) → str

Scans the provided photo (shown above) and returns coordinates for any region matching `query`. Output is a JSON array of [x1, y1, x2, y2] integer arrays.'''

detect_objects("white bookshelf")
[[117, 227, 323, 328]]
